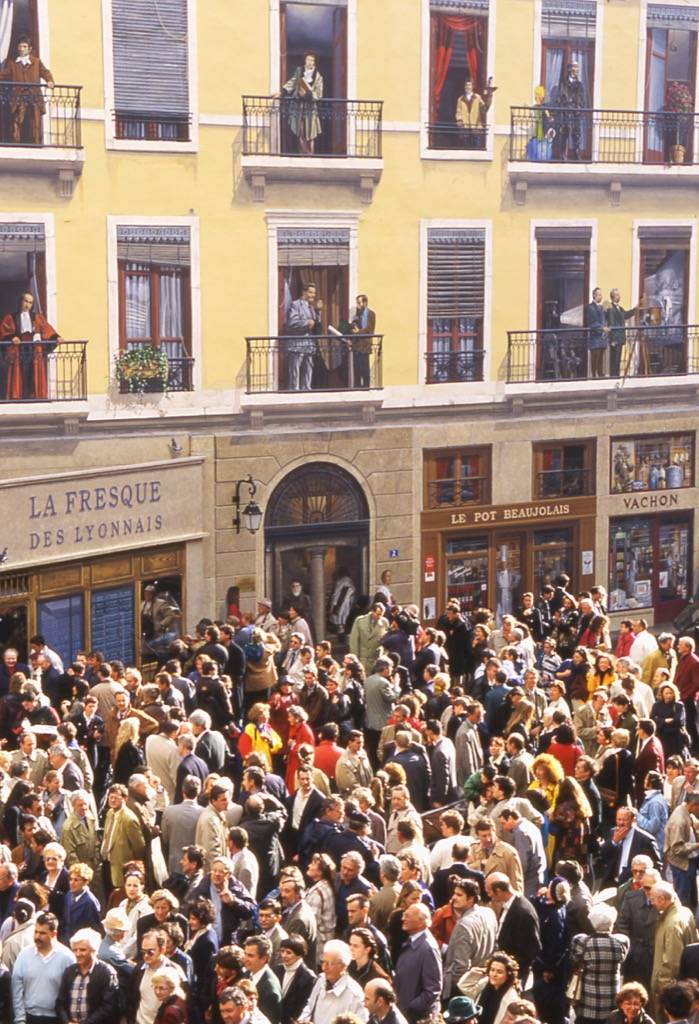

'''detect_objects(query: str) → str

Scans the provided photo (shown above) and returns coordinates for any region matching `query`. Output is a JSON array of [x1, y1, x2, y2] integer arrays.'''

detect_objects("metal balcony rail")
[[0, 82, 81, 148], [428, 475, 487, 508], [114, 109, 191, 142], [0, 340, 87, 402], [427, 122, 488, 151], [425, 349, 485, 384], [506, 324, 699, 384], [242, 95, 383, 158], [536, 466, 593, 499], [245, 334, 383, 394], [510, 105, 698, 164]]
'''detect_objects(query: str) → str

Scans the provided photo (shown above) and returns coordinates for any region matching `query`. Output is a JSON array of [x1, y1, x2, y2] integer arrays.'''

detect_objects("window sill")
[[240, 155, 383, 202]]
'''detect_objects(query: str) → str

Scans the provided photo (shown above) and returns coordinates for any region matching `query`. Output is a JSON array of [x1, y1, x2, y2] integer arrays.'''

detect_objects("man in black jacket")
[[364, 979, 409, 1024], [283, 766, 324, 858], [56, 928, 120, 1024], [274, 935, 316, 1024], [438, 604, 472, 685], [594, 807, 660, 889], [220, 624, 246, 722], [240, 793, 287, 899], [485, 873, 541, 982]]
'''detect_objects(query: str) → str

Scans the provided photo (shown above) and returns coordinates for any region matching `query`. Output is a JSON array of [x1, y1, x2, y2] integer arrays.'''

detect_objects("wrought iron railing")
[[509, 106, 699, 164], [427, 123, 488, 151], [0, 340, 87, 401], [245, 335, 383, 394], [505, 324, 699, 384], [536, 467, 593, 499], [114, 109, 191, 142], [425, 349, 485, 384], [242, 96, 383, 158], [0, 82, 81, 147], [428, 476, 488, 508]]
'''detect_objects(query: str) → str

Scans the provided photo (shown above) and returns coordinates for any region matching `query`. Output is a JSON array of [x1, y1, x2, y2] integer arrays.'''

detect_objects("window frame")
[[532, 438, 596, 499], [101, 0, 199, 153], [423, 445, 492, 508], [117, 260, 192, 354], [420, 0, 495, 161], [107, 215, 201, 393]]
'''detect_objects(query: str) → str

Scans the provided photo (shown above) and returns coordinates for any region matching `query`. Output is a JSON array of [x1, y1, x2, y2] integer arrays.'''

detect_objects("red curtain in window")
[[430, 14, 484, 123]]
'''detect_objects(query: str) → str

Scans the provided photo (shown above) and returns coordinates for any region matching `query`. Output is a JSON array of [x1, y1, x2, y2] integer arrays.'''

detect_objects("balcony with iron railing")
[[426, 123, 488, 153], [427, 475, 488, 508], [505, 324, 699, 385], [241, 95, 383, 201], [535, 466, 594, 499], [425, 348, 485, 385], [0, 82, 83, 194], [245, 334, 382, 396], [0, 340, 86, 403], [508, 106, 699, 200]]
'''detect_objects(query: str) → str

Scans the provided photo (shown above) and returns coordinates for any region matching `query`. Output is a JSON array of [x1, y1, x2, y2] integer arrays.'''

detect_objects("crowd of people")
[[0, 570, 698, 1024]]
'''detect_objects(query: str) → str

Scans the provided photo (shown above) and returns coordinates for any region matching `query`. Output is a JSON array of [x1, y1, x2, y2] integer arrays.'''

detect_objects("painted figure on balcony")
[[585, 287, 609, 379], [350, 294, 376, 388], [644, 251, 686, 372], [0, 36, 54, 145], [0, 292, 61, 400], [526, 85, 555, 161], [606, 289, 638, 378], [281, 51, 324, 154], [455, 79, 485, 149], [557, 61, 585, 160], [285, 281, 322, 391]]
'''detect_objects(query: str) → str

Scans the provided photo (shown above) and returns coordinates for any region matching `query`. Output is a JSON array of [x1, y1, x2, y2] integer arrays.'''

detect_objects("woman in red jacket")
[[284, 705, 315, 794]]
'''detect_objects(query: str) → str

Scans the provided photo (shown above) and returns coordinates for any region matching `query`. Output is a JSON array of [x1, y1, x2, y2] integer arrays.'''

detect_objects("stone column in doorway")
[[309, 547, 327, 642]]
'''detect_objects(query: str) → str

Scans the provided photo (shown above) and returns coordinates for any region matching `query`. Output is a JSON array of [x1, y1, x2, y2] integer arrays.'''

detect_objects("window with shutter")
[[111, 0, 190, 142], [117, 226, 191, 364], [426, 228, 485, 383]]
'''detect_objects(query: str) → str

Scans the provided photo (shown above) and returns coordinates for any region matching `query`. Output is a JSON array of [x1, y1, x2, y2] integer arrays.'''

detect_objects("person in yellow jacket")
[[238, 702, 283, 771]]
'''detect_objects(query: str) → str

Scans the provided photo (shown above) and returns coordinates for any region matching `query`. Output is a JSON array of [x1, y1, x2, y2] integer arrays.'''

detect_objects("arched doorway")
[[264, 463, 369, 641]]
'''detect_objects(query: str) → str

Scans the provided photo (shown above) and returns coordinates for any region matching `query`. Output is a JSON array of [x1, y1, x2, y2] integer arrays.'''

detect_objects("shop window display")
[[609, 516, 690, 612], [611, 434, 693, 493]]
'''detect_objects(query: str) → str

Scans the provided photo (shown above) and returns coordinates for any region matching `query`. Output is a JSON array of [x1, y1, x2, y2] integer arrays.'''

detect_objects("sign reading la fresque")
[[1, 458, 204, 569]]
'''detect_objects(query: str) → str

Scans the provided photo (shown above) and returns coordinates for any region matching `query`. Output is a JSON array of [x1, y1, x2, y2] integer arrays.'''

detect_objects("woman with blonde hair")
[[505, 697, 535, 740], [152, 964, 188, 1024], [113, 717, 145, 785], [528, 753, 564, 864], [237, 701, 282, 771]]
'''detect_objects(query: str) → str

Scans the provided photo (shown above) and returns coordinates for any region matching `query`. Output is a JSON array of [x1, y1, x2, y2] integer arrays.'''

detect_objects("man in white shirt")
[[630, 620, 659, 667], [429, 809, 468, 874], [136, 929, 185, 1024], [299, 939, 367, 1024], [12, 911, 75, 1024]]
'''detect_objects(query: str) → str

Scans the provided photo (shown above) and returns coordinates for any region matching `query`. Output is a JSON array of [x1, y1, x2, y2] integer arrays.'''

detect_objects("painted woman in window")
[[0, 291, 60, 400], [281, 50, 323, 154]]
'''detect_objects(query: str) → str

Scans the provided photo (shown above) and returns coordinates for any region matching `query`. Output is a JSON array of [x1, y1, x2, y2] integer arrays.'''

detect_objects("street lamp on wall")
[[232, 475, 263, 535]]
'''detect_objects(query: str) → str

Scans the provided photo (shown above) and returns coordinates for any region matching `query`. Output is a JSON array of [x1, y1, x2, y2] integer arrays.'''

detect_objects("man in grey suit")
[[161, 775, 205, 875], [442, 879, 497, 999], [500, 808, 546, 897], [393, 903, 442, 1024], [364, 656, 401, 768], [280, 875, 317, 968], [425, 721, 460, 806]]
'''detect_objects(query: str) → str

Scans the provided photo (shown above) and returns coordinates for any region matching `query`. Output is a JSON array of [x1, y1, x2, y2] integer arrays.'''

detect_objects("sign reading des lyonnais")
[[0, 458, 205, 570], [423, 495, 597, 530]]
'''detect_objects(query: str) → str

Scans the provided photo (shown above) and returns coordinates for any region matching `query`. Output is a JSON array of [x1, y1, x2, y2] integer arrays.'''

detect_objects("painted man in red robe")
[[0, 291, 61, 400]]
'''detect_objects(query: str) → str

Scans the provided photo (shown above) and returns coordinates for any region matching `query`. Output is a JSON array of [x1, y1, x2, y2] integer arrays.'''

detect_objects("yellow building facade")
[[0, 0, 698, 664]]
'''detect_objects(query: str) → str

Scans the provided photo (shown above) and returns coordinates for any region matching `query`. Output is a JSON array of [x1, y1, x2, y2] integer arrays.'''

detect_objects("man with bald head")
[[485, 872, 541, 982]]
